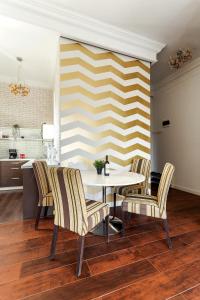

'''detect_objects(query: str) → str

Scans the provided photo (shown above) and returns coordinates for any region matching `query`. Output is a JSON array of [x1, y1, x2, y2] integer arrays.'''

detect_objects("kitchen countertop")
[[21, 159, 59, 169], [0, 158, 59, 168], [0, 158, 35, 161]]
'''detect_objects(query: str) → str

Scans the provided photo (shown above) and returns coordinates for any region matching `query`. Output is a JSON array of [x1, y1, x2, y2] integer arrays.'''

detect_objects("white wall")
[[151, 96, 160, 173], [53, 49, 60, 163], [152, 58, 200, 195]]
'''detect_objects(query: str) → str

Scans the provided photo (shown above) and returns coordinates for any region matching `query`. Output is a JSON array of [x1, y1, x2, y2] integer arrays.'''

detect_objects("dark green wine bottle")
[[104, 155, 110, 176]]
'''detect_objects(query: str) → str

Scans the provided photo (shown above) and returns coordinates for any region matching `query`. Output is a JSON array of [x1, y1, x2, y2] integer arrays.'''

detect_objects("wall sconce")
[[169, 48, 192, 69]]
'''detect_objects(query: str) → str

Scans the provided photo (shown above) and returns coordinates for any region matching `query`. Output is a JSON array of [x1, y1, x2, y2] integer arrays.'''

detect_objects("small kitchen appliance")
[[9, 149, 17, 159]]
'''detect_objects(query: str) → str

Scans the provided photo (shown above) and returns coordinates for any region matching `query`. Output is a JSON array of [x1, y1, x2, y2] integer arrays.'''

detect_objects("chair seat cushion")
[[86, 200, 110, 231], [39, 192, 54, 207], [114, 182, 149, 203], [122, 194, 165, 219], [114, 183, 145, 196], [124, 194, 158, 203]]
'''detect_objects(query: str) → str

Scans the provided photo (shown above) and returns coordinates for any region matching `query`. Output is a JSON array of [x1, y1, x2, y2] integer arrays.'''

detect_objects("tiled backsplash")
[[0, 81, 53, 159], [0, 127, 45, 159]]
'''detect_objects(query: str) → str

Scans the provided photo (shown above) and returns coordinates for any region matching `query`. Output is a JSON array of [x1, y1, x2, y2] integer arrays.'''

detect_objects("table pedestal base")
[[90, 186, 123, 236], [91, 216, 123, 236]]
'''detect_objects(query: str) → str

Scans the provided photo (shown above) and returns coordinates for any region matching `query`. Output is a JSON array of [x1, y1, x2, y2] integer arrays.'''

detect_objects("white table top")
[[81, 170, 145, 187]]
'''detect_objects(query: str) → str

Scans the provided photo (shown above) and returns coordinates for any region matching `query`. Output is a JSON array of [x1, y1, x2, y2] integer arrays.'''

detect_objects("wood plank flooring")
[[0, 190, 23, 223], [0, 188, 200, 299]]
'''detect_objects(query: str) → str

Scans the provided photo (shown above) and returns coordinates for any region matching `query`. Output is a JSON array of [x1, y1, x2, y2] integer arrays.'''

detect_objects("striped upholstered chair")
[[112, 158, 151, 218], [33, 161, 54, 230], [121, 163, 175, 248], [48, 167, 110, 277], [116, 158, 151, 199]]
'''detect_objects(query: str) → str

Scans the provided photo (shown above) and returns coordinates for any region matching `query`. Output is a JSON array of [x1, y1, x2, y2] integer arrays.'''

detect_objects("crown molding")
[[0, 0, 165, 62], [153, 57, 200, 92]]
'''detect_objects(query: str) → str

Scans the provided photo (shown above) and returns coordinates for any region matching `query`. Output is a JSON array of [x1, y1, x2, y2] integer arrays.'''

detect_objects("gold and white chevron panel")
[[60, 37, 150, 172], [60, 38, 151, 202]]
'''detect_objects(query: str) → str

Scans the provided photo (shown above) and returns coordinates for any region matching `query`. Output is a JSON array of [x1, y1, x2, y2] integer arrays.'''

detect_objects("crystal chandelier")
[[169, 48, 192, 69], [9, 57, 30, 96]]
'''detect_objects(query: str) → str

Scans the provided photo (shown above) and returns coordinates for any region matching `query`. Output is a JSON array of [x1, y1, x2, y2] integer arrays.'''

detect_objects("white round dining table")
[[81, 169, 145, 188], [81, 170, 145, 235]]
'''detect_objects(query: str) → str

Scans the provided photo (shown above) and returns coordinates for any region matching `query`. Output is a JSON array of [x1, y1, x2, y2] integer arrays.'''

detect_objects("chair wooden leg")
[[44, 206, 48, 217], [127, 211, 132, 224], [121, 209, 125, 237], [113, 193, 117, 219], [163, 219, 172, 249], [105, 214, 110, 243], [76, 236, 85, 277], [49, 225, 59, 260], [35, 206, 42, 230]]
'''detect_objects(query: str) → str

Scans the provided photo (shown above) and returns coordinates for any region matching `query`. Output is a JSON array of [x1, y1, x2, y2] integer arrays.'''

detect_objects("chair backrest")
[[131, 158, 151, 190], [48, 167, 88, 236], [157, 163, 175, 217], [33, 161, 51, 201]]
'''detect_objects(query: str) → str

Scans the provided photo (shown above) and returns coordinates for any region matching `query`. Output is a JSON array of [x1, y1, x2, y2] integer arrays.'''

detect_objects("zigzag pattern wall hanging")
[[60, 37, 150, 173]]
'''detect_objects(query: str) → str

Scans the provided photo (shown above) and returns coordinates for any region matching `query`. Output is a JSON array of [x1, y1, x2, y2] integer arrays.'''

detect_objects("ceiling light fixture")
[[169, 48, 192, 69], [9, 57, 30, 96]]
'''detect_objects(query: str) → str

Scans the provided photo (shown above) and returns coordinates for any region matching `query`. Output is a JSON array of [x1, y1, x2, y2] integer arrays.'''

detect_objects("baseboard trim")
[[0, 186, 23, 191], [171, 184, 200, 196]]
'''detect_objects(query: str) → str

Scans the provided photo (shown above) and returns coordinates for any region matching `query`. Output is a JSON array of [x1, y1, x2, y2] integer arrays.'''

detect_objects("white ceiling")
[[1, 0, 200, 85], [0, 15, 59, 89], [49, 0, 200, 83], [50, 0, 194, 42]]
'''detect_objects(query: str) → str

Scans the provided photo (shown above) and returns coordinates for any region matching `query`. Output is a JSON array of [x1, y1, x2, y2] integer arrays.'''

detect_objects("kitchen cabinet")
[[0, 160, 28, 187]]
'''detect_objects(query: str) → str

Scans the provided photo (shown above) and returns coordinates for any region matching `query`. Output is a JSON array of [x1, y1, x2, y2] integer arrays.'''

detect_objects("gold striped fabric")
[[114, 158, 151, 199], [32, 161, 53, 207], [60, 38, 151, 174], [157, 163, 175, 217], [122, 163, 175, 219], [122, 194, 161, 218], [42, 192, 54, 207], [48, 167, 109, 236], [86, 200, 110, 231]]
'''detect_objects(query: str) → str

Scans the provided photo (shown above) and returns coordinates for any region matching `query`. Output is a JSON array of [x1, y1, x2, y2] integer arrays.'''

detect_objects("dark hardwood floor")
[[0, 188, 200, 299], [0, 190, 23, 223]]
